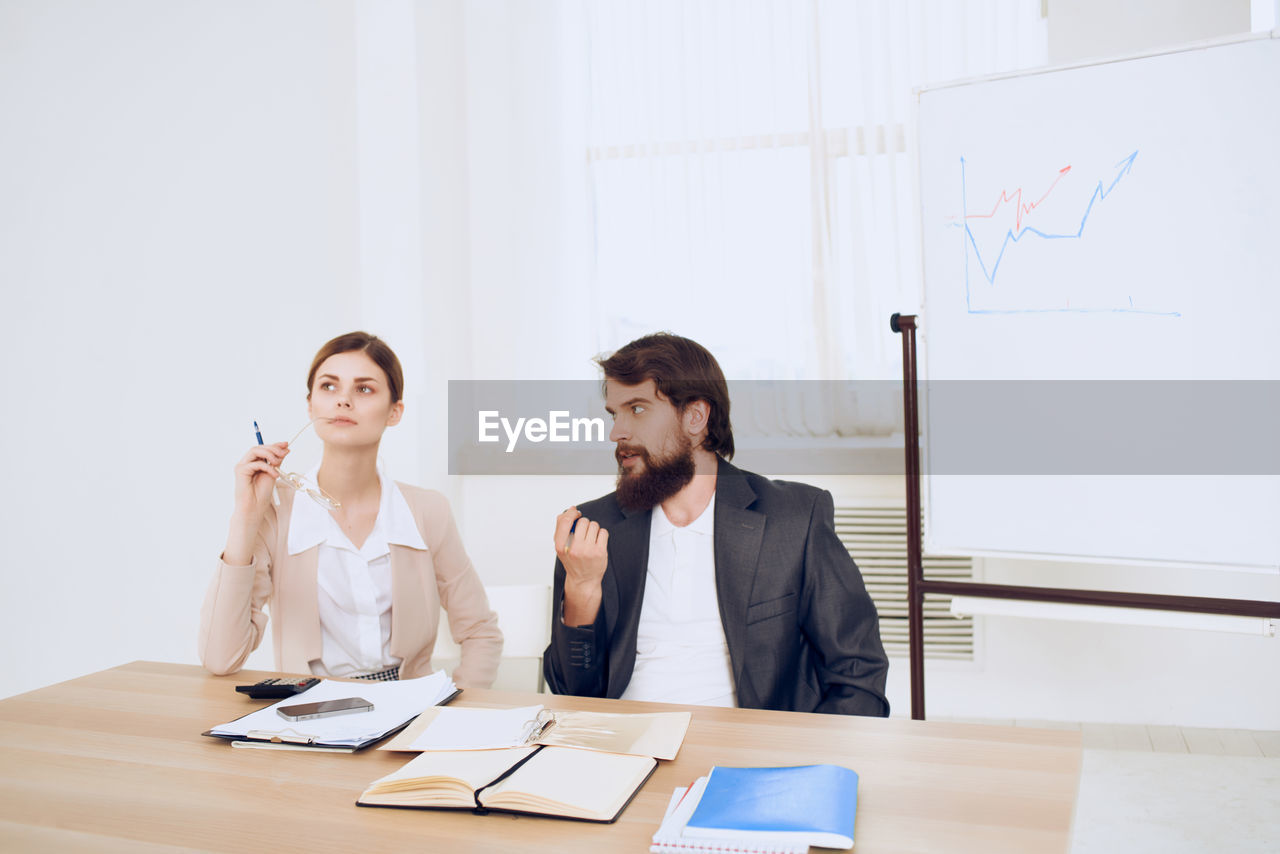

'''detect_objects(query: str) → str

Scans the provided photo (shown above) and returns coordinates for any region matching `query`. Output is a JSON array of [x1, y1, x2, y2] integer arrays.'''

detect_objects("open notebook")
[[357, 745, 658, 823]]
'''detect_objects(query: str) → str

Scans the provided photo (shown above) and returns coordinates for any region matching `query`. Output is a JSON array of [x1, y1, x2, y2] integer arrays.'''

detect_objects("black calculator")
[[235, 676, 321, 700]]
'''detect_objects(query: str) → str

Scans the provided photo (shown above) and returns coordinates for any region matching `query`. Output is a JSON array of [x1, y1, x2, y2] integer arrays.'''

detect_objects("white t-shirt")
[[620, 494, 737, 706]]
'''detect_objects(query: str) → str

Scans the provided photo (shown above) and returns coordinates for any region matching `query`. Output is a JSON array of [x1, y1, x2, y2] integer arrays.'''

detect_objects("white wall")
[[441, 0, 606, 587], [0, 0, 366, 695], [2, 0, 1275, 729], [416, 0, 473, 490], [1048, 0, 1251, 63]]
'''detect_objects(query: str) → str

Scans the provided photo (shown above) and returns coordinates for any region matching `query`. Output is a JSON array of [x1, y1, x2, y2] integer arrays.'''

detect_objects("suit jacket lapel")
[[387, 543, 427, 658], [603, 504, 651, 698], [271, 488, 323, 669], [712, 458, 765, 687]]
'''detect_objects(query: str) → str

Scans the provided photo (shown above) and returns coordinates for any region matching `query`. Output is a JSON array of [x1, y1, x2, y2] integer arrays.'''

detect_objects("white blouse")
[[285, 462, 427, 678]]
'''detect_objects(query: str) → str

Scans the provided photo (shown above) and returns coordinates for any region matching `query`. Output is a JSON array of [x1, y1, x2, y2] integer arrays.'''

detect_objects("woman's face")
[[307, 350, 403, 447]]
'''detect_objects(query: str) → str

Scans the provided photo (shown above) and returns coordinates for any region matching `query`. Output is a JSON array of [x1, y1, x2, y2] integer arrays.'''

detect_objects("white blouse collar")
[[285, 459, 427, 555]]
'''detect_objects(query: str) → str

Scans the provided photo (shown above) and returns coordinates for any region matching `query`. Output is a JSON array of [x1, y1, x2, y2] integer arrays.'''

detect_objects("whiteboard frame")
[[914, 29, 1278, 100], [911, 30, 1280, 574]]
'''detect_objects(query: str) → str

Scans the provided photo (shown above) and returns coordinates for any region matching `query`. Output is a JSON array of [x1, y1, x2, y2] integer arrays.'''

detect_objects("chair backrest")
[[435, 583, 552, 691]]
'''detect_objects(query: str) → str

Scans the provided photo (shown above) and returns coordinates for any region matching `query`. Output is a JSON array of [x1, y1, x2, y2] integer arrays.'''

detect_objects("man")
[[543, 333, 889, 716]]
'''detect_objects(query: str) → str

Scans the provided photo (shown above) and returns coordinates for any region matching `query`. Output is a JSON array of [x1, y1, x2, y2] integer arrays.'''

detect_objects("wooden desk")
[[0, 662, 1081, 852]]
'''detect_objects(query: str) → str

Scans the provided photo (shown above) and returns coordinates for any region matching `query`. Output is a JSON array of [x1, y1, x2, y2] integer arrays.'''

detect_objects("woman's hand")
[[233, 442, 288, 517], [222, 442, 288, 566]]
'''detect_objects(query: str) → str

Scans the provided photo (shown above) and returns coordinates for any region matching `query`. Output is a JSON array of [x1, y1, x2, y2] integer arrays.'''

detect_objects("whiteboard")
[[916, 34, 1280, 571]]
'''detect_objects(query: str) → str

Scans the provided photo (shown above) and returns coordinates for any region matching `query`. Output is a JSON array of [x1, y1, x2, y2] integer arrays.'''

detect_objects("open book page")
[[382, 705, 545, 750], [480, 746, 658, 822], [358, 747, 537, 808], [382, 705, 691, 760], [397, 705, 545, 750], [538, 710, 691, 760]]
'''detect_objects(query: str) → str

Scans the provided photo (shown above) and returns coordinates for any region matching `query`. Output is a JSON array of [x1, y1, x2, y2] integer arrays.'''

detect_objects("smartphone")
[[276, 697, 373, 722]]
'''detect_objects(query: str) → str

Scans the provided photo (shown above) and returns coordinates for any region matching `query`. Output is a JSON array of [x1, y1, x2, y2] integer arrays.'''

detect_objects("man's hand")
[[554, 507, 609, 626]]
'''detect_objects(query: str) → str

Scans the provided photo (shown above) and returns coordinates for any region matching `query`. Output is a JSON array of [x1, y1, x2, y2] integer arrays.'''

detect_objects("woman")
[[199, 332, 502, 687]]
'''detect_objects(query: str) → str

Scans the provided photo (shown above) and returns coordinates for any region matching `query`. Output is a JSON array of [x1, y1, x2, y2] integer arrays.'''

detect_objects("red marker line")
[[950, 165, 1072, 231]]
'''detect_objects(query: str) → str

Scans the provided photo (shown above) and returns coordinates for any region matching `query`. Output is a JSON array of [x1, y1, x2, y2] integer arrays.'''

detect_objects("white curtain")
[[585, 0, 1047, 434]]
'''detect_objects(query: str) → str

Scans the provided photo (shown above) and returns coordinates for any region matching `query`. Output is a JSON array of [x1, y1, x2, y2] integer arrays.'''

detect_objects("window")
[[585, 0, 1047, 429]]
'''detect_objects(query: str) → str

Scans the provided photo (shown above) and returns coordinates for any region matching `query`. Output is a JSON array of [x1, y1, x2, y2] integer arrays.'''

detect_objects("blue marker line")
[[965, 152, 1137, 288], [955, 152, 1181, 317]]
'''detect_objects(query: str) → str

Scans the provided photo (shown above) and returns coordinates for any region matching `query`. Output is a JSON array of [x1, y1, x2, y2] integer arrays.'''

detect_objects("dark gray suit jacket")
[[543, 458, 889, 716]]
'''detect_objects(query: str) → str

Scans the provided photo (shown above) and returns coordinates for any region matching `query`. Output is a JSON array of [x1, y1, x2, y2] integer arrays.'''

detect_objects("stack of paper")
[[650, 765, 858, 854], [205, 671, 458, 750]]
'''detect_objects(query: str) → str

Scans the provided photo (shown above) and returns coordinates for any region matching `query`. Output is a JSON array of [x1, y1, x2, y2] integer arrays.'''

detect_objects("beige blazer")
[[199, 483, 502, 688]]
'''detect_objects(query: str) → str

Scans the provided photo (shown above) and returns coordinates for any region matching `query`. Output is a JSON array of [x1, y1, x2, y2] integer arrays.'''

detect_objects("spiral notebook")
[[650, 764, 858, 853]]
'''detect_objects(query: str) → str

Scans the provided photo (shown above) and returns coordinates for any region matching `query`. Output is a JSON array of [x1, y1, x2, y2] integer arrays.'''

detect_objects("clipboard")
[[201, 688, 460, 750], [203, 671, 461, 751]]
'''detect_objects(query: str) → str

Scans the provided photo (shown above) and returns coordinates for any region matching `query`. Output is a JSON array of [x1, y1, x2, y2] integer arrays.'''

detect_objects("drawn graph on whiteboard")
[[949, 151, 1181, 317]]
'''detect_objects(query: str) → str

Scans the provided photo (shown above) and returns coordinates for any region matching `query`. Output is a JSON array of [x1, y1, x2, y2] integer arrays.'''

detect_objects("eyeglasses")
[[275, 419, 342, 511]]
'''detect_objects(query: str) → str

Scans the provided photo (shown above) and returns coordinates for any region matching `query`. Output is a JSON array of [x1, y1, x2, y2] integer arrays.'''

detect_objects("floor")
[[938, 719, 1280, 853]]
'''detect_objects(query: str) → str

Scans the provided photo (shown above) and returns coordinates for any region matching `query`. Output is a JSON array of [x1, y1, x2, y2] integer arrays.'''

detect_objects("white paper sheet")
[[406, 704, 546, 750]]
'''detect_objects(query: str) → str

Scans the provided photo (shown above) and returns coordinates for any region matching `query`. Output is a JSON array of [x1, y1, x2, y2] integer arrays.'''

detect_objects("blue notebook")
[[683, 764, 858, 850]]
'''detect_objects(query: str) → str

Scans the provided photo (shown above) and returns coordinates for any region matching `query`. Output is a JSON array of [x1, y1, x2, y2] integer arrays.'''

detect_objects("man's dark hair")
[[596, 332, 734, 459]]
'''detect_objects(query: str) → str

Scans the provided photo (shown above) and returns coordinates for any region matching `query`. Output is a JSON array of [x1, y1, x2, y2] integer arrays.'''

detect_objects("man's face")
[[604, 378, 696, 511]]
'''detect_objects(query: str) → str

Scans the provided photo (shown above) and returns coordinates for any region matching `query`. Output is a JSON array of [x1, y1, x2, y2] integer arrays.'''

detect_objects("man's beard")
[[615, 435, 696, 512]]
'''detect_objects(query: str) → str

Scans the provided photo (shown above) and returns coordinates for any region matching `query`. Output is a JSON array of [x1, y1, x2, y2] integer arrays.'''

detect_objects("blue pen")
[[253, 421, 264, 445], [563, 517, 579, 554]]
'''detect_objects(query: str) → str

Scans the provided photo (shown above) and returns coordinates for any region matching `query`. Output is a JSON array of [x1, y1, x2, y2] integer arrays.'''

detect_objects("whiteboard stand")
[[891, 313, 1280, 721]]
